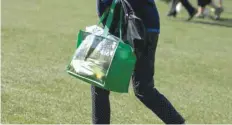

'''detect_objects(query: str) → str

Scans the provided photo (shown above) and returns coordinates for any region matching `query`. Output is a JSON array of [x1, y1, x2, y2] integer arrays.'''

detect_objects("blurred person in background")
[[167, 0, 197, 20], [218, 0, 223, 8], [195, 0, 223, 20]]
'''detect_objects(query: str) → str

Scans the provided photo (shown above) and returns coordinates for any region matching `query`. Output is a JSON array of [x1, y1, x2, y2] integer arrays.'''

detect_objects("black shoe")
[[187, 9, 197, 21], [167, 11, 177, 17]]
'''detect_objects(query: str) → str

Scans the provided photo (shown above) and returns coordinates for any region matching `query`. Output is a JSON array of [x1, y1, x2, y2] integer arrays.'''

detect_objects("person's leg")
[[91, 4, 119, 123], [179, 0, 197, 20], [91, 86, 111, 124], [209, 0, 223, 19], [132, 32, 185, 124], [195, 6, 205, 18], [210, 0, 218, 8], [195, 0, 208, 18], [167, 0, 179, 17], [219, 0, 223, 8]]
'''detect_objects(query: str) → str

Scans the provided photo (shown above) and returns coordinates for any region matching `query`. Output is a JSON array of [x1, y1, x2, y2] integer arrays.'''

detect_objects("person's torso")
[[97, 0, 160, 33]]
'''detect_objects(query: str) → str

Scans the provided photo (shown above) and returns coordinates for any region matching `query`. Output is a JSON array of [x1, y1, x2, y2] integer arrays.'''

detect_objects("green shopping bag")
[[66, 0, 136, 93]]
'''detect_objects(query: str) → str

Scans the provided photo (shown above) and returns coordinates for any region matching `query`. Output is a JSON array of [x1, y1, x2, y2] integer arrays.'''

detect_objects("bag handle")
[[98, 8, 109, 26], [119, 6, 123, 39], [98, 0, 124, 39], [120, 0, 135, 16], [102, 0, 118, 37]]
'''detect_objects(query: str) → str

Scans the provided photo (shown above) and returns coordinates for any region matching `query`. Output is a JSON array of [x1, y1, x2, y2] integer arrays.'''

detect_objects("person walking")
[[93, 0, 185, 124], [195, 0, 223, 19], [167, 0, 197, 20]]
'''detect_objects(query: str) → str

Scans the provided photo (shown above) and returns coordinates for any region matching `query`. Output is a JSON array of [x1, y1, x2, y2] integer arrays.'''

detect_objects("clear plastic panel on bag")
[[68, 32, 119, 85]]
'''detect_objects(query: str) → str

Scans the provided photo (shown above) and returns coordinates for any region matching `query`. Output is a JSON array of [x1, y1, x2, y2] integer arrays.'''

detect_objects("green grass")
[[1, 0, 232, 124]]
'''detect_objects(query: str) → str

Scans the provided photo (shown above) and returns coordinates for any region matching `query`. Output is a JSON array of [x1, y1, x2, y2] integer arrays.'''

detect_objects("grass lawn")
[[1, 0, 232, 124]]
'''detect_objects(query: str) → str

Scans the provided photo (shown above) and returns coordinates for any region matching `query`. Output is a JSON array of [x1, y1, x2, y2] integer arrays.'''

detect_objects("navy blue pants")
[[91, 31, 185, 124]]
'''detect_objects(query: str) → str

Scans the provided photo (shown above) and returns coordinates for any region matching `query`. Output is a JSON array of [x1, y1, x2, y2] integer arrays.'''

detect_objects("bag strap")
[[98, 0, 124, 40], [103, 0, 118, 37], [120, 0, 135, 15], [119, 6, 123, 39], [98, 8, 109, 25]]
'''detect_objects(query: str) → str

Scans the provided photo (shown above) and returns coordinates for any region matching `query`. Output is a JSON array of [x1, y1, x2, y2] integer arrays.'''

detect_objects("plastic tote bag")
[[66, 0, 136, 93]]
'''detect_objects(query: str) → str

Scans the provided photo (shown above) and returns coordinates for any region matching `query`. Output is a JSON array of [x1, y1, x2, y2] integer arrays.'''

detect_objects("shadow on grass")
[[172, 16, 232, 28], [190, 17, 232, 28], [184, 17, 232, 28]]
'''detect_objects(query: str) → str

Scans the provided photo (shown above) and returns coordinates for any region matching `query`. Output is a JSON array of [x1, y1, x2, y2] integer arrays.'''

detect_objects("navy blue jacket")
[[97, 0, 160, 33]]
